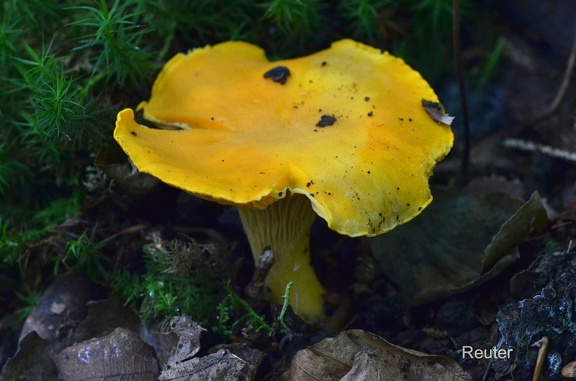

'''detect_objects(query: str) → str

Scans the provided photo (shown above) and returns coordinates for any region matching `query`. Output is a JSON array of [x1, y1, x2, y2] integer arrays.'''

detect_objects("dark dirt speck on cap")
[[316, 115, 336, 127], [263, 66, 291, 84]]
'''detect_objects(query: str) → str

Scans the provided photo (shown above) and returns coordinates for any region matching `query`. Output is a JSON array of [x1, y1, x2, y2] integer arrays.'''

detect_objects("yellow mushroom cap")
[[114, 39, 453, 237]]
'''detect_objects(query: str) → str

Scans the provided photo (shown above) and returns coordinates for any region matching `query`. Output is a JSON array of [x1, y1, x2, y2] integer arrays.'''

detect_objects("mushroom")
[[114, 39, 454, 322]]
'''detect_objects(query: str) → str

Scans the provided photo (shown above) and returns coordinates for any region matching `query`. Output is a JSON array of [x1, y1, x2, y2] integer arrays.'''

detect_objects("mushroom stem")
[[237, 194, 326, 321]]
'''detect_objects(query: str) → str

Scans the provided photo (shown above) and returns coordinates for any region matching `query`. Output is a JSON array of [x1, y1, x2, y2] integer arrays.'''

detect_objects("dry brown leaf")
[[289, 329, 472, 381], [54, 327, 159, 381], [141, 316, 199, 369], [158, 316, 262, 381], [160, 348, 257, 381], [370, 190, 549, 304], [0, 331, 59, 381], [164, 316, 204, 366], [19, 274, 100, 344]]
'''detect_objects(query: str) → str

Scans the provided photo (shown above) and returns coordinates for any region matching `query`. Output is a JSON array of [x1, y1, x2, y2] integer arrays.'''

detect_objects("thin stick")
[[503, 137, 576, 162], [527, 23, 576, 127], [453, 0, 471, 184], [532, 336, 549, 381]]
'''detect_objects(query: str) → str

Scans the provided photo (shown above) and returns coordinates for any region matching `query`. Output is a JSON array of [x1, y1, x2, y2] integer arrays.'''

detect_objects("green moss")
[[111, 238, 225, 327], [216, 284, 274, 337], [261, 0, 325, 35]]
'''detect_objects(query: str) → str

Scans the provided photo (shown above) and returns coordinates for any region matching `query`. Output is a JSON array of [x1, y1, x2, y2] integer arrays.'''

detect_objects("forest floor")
[[2, 3, 576, 381]]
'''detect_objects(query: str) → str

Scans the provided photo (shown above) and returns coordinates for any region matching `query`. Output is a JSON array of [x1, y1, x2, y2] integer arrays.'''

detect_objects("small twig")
[[453, 0, 471, 184], [526, 23, 576, 127], [532, 336, 549, 381], [503, 137, 576, 162]]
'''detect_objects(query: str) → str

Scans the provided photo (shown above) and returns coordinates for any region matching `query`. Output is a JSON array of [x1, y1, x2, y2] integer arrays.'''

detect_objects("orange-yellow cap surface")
[[114, 39, 453, 237]]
